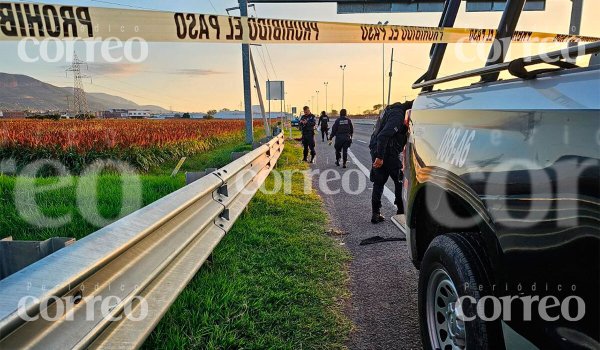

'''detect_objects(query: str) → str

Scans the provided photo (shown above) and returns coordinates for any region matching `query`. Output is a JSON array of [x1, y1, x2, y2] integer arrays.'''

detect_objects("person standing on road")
[[369, 101, 412, 224], [300, 106, 317, 163], [318, 111, 330, 142], [328, 109, 353, 168]]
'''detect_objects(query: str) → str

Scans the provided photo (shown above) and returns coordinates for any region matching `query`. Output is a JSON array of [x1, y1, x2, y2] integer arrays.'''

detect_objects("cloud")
[[171, 68, 228, 76], [87, 63, 143, 76]]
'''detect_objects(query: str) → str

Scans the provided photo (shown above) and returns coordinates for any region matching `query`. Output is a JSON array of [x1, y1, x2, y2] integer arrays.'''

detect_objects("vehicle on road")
[[291, 117, 300, 128], [400, 1, 599, 349]]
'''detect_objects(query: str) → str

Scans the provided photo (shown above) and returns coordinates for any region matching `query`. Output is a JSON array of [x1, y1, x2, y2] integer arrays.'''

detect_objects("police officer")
[[300, 106, 317, 163], [369, 101, 412, 224], [318, 111, 330, 142], [329, 109, 354, 168]]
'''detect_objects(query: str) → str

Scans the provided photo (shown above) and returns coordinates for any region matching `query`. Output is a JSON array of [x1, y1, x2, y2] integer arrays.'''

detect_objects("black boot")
[[396, 202, 405, 215], [335, 160, 340, 166], [371, 213, 385, 224], [310, 156, 315, 164], [343, 163, 347, 169]]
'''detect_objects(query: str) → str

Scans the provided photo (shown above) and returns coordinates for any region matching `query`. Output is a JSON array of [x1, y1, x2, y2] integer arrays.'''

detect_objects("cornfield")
[[0, 119, 249, 173]]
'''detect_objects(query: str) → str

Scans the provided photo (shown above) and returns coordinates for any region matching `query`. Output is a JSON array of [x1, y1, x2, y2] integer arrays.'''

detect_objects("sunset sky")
[[0, 0, 598, 114]]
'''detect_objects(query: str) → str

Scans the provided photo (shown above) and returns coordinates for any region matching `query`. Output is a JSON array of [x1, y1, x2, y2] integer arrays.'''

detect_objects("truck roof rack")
[[415, 0, 588, 91], [412, 41, 600, 90]]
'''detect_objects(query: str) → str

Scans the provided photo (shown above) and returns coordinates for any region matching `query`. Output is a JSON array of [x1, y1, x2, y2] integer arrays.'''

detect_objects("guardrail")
[[0, 133, 285, 349]]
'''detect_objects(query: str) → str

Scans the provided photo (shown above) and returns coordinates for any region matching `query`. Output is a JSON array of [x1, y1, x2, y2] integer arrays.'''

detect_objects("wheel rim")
[[426, 268, 466, 350]]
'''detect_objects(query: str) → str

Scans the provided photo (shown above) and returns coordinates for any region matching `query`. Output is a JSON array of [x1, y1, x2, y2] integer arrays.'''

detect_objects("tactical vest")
[[369, 106, 407, 155], [336, 117, 352, 135]]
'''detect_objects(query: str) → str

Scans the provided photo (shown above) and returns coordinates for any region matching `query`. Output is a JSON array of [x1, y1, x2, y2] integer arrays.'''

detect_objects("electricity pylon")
[[65, 53, 91, 117]]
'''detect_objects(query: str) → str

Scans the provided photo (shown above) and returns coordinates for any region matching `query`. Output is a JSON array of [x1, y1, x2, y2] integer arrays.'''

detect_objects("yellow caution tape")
[[0, 2, 598, 44]]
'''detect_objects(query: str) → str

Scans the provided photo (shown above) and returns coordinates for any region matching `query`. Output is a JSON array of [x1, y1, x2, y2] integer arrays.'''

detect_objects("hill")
[[0, 73, 168, 113]]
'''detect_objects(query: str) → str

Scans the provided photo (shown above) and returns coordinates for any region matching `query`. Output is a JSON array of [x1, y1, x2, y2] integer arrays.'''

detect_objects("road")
[[310, 123, 422, 350]]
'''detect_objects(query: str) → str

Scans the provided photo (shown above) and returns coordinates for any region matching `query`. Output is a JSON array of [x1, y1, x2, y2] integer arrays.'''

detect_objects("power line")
[[256, 48, 270, 80], [96, 75, 200, 107], [91, 82, 170, 105], [249, 47, 265, 82], [88, 0, 159, 10], [206, 0, 218, 13], [251, 6, 279, 80], [263, 45, 278, 80], [392, 60, 426, 70]]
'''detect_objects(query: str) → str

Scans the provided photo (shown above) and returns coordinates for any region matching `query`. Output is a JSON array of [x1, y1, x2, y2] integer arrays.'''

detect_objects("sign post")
[[267, 81, 285, 136]]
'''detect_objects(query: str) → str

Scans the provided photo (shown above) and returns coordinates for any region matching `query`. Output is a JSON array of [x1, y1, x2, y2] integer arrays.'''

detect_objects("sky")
[[0, 0, 598, 114]]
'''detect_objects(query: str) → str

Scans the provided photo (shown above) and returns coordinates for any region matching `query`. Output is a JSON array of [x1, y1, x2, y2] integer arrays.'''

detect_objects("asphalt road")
[[310, 123, 422, 350]]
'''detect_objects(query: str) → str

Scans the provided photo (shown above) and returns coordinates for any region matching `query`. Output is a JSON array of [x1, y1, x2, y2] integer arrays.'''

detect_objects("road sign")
[[266, 81, 285, 101]]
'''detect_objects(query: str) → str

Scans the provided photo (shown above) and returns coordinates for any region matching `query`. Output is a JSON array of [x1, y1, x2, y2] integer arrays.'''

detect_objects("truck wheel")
[[418, 233, 500, 350]]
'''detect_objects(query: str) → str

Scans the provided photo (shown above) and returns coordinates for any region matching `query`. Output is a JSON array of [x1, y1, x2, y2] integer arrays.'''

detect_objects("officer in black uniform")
[[318, 111, 330, 142], [329, 109, 354, 168], [369, 101, 412, 224], [300, 106, 317, 163]]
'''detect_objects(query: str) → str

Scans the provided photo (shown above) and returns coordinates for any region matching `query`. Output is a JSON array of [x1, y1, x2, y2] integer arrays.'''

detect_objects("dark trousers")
[[302, 135, 316, 160], [334, 139, 351, 164], [321, 129, 329, 141], [370, 156, 404, 215]]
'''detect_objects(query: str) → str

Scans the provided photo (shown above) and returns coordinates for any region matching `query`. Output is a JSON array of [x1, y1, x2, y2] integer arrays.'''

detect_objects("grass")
[[0, 135, 256, 241], [1, 132, 353, 349], [143, 143, 352, 350]]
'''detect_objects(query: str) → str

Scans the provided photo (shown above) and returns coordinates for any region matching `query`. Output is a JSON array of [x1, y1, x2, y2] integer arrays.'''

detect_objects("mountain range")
[[0, 73, 168, 113]]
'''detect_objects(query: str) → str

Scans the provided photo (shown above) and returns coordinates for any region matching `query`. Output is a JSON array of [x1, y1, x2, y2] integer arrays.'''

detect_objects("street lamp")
[[377, 21, 389, 110], [315, 90, 320, 113], [339, 65, 346, 110], [323, 82, 329, 113]]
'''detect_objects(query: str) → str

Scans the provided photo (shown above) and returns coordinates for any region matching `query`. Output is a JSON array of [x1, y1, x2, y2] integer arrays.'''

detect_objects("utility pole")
[[268, 79, 271, 127], [323, 82, 328, 113], [340, 65, 346, 109], [387, 48, 394, 107], [378, 21, 388, 109], [315, 90, 320, 113], [239, 0, 253, 143], [249, 49, 270, 136]]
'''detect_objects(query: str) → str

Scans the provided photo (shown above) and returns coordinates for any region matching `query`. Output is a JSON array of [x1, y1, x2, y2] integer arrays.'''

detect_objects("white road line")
[[347, 149, 396, 206], [356, 140, 368, 144]]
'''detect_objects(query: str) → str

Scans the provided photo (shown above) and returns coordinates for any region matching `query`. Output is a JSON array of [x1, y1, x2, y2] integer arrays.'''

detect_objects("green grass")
[[0, 136, 257, 241], [143, 144, 352, 350], [1, 133, 353, 349]]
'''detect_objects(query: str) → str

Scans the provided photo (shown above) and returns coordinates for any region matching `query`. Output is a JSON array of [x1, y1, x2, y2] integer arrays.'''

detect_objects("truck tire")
[[418, 233, 501, 350]]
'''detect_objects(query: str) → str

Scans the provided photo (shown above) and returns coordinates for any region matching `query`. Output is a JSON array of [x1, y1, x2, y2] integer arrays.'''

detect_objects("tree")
[[220, 108, 230, 112], [331, 109, 338, 116], [373, 104, 384, 112], [206, 110, 217, 117], [203, 115, 215, 120], [182, 112, 191, 119]]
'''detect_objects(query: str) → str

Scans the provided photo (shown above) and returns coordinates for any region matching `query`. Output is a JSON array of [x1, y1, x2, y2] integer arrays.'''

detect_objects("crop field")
[[0, 119, 252, 173]]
